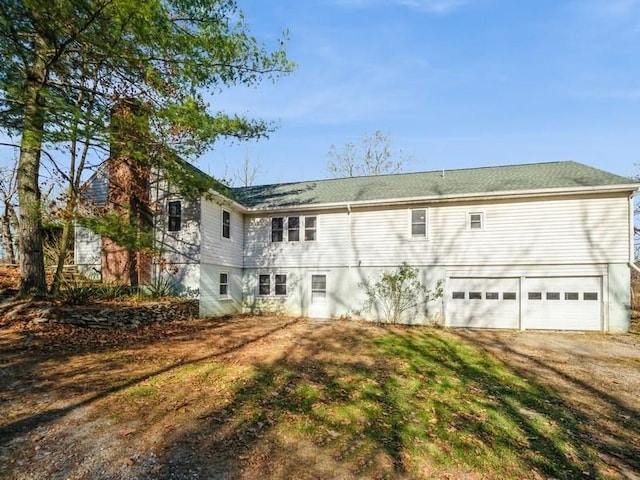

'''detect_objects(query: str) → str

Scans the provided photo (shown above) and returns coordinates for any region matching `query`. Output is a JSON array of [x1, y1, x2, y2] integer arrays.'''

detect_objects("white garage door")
[[448, 277, 520, 329], [523, 277, 602, 331]]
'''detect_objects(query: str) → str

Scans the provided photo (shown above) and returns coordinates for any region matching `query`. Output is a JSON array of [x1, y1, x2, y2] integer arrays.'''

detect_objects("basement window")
[[258, 274, 270, 296], [275, 274, 287, 296], [219, 272, 229, 297]]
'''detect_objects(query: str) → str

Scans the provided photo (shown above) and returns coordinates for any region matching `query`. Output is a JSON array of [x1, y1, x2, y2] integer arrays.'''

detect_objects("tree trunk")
[[50, 216, 73, 295], [1, 200, 16, 264], [17, 40, 47, 297]]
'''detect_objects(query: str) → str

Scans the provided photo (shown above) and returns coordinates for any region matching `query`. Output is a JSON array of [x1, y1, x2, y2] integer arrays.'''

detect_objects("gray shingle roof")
[[232, 161, 638, 210]]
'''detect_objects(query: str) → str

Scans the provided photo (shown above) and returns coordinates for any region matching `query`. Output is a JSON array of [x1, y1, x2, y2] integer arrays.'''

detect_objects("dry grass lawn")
[[1, 312, 639, 479]]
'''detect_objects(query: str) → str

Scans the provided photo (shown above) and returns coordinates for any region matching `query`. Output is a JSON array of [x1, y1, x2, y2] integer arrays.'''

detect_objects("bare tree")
[[233, 151, 263, 187], [327, 131, 411, 178], [0, 162, 18, 263]]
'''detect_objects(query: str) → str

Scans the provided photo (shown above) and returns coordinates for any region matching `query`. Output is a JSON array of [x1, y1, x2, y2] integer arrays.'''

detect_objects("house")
[[75, 160, 639, 332]]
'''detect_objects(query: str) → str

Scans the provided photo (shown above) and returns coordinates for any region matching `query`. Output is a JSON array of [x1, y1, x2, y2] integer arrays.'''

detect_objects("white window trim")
[[274, 273, 288, 296], [271, 215, 318, 242], [271, 217, 285, 243], [219, 271, 230, 299], [221, 208, 231, 240], [409, 207, 429, 239], [466, 211, 485, 231], [304, 215, 318, 242], [257, 273, 271, 297], [311, 273, 328, 300]]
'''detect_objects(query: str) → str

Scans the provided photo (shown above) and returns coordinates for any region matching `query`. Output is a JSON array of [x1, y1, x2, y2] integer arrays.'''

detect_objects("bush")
[[360, 263, 443, 324]]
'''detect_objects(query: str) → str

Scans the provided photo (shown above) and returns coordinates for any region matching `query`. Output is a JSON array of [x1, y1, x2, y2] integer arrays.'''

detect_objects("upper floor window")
[[305, 216, 317, 241], [168, 200, 181, 232], [222, 210, 231, 239], [272, 216, 317, 242], [272, 217, 284, 242], [468, 212, 484, 230], [288, 216, 300, 241], [411, 209, 426, 237]]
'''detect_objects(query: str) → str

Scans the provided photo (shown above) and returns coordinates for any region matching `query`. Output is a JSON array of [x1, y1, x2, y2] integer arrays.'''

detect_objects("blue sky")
[[204, 0, 640, 185]]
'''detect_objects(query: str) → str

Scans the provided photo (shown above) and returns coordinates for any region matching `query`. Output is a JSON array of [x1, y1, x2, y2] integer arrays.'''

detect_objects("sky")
[[202, 0, 640, 185]]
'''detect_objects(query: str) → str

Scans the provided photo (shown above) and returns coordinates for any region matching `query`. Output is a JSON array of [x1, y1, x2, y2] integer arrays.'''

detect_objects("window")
[[503, 292, 517, 300], [275, 274, 287, 295], [584, 292, 598, 301], [271, 217, 284, 242], [311, 275, 327, 299], [305, 216, 317, 241], [468, 212, 484, 230], [565, 292, 579, 300], [528, 292, 542, 300], [168, 201, 181, 231], [411, 209, 427, 237], [452, 291, 465, 299], [469, 292, 482, 300], [219, 272, 229, 297], [486, 292, 499, 300], [259, 274, 270, 295], [546, 292, 560, 300], [288, 216, 300, 242], [222, 210, 231, 239]]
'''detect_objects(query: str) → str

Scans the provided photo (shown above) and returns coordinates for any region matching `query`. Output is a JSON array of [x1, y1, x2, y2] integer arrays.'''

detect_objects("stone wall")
[[32, 299, 199, 329]]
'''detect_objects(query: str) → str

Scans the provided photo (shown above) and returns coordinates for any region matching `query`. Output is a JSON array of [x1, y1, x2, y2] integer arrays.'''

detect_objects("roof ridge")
[[234, 160, 575, 193]]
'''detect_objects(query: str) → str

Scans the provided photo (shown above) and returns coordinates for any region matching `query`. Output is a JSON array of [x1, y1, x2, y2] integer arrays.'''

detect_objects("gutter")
[[243, 183, 640, 214]]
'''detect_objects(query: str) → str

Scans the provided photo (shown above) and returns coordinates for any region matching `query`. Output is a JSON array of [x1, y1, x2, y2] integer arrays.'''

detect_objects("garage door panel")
[[448, 277, 519, 329], [524, 276, 601, 331]]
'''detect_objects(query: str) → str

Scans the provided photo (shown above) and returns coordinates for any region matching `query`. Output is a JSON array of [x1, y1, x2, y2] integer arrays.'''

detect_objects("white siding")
[[243, 210, 350, 268], [200, 265, 243, 316], [351, 194, 629, 267], [242, 194, 630, 269], [200, 200, 243, 267], [74, 225, 101, 278]]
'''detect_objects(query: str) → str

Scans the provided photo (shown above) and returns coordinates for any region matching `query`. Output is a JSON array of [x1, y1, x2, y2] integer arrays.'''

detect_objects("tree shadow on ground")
[[151, 325, 628, 479], [453, 329, 640, 479]]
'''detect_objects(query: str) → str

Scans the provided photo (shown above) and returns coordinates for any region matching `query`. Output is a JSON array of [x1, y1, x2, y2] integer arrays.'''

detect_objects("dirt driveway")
[[1, 315, 639, 479]]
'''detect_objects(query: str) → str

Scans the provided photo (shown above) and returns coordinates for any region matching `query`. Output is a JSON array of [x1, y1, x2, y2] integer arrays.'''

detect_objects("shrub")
[[360, 263, 443, 324]]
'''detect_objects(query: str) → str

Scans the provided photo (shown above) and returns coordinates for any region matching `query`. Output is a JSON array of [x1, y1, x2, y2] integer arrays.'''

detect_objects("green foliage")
[[360, 263, 443, 324], [78, 211, 154, 254], [57, 283, 129, 305], [0, 0, 294, 294], [139, 275, 178, 298]]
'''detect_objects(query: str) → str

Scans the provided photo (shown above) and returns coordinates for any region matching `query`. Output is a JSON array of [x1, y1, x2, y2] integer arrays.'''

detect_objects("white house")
[[75, 161, 639, 332]]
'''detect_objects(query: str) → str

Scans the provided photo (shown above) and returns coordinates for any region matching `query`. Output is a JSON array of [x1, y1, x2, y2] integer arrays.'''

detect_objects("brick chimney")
[[101, 98, 152, 286]]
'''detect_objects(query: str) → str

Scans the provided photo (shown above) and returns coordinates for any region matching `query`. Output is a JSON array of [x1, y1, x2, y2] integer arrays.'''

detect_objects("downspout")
[[628, 191, 639, 274], [627, 192, 640, 327], [347, 203, 352, 268]]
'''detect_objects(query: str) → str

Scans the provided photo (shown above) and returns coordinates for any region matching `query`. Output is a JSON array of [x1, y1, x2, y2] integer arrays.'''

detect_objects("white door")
[[308, 274, 329, 318], [447, 277, 520, 329], [523, 277, 602, 331]]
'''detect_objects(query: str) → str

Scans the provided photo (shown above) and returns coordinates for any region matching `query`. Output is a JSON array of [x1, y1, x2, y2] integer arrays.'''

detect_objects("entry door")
[[523, 277, 602, 331], [308, 274, 329, 318], [447, 277, 520, 329]]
